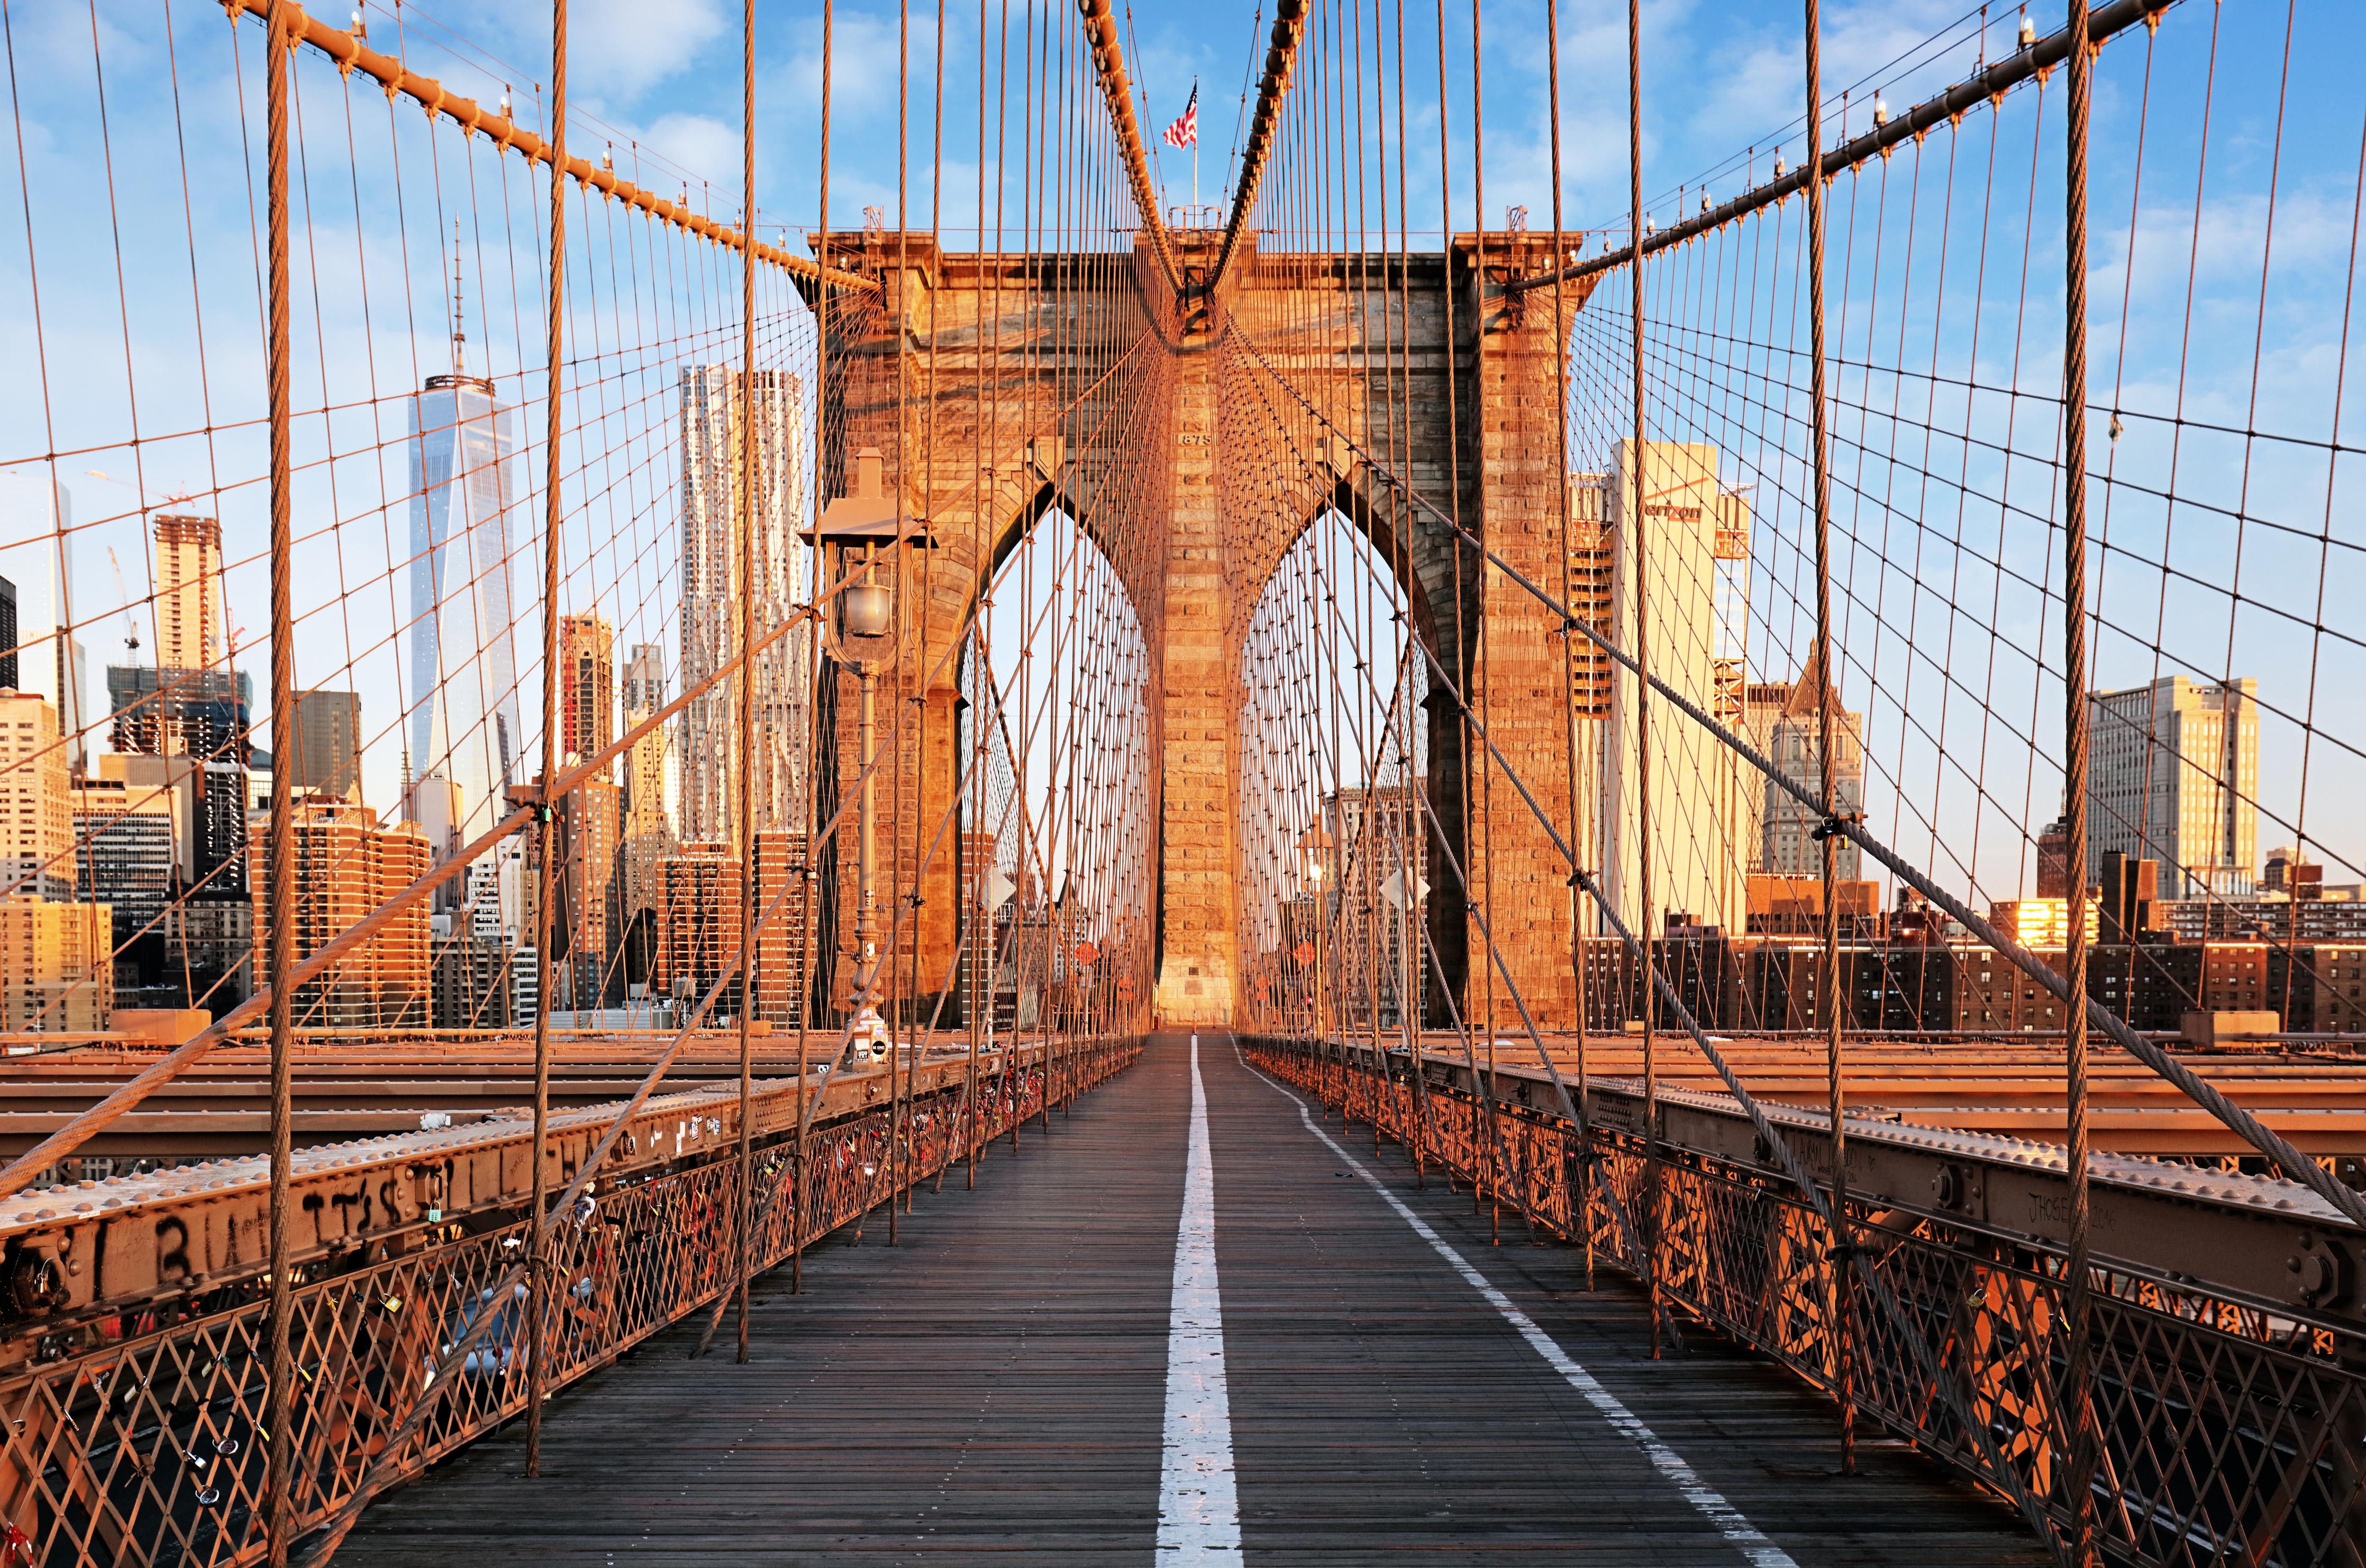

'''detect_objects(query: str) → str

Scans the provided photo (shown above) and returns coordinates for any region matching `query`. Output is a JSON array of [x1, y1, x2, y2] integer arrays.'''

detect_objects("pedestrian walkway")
[[342, 1033, 2045, 1564]]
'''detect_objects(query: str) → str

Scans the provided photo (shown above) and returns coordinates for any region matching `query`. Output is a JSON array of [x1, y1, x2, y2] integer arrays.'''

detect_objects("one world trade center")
[[405, 351, 523, 895]]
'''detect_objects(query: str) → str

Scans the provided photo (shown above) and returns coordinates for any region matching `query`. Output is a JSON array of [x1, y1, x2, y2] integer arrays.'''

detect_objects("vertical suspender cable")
[[523, 0, 569, 1474], [952, 0, 980, 1194], [1799, 0, 1857, 1475], [796, 0, 835, 1297], [1542, 0, 1596, 1291], [967, 0, 988, 1189], [733, 0, 760, 1358], [2061, 0, 2098, 1558], [891, 0, 912, 1240], [261, 4, 296, 1559], [1625, 0, 1661, 1359], [1430, 0, 1491, 1223], [1468, 0, 1504, 1246], [1389, 0, 1431, 1184]]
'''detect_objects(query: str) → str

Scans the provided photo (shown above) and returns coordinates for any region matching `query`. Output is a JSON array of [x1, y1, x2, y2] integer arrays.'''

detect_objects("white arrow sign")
[[982, 868, 1017, 912]]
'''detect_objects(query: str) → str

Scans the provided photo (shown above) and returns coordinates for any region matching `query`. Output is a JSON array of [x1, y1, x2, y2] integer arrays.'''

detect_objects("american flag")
[[1162, 85, 1198, 149]]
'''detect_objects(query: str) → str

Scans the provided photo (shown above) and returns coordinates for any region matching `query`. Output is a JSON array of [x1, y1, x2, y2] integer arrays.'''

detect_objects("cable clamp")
[[1810, 812, 1863, 843]]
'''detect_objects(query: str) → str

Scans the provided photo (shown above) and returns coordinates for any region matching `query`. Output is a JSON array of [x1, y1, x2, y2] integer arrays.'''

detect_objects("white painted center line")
[[1157, 1034, 1242, 1560], [1239, 1042, 1800, 1568]]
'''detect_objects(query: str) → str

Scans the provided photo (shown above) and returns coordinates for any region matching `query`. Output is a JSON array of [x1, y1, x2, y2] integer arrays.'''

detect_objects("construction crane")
[[103, 547, 140, 655], [85, 467, 207, 661], [82, 468, 198, 514]]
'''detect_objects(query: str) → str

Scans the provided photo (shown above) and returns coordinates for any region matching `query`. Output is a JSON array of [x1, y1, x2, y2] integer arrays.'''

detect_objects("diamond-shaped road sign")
[[1380, 868, 1431, 912]]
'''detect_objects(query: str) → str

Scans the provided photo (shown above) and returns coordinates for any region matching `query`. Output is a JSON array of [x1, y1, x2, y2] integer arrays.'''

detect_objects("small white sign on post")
[[1379, 868, 1431, 912]]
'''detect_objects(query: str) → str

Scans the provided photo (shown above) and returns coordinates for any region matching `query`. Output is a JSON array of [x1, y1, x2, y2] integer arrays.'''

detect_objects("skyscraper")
[[70, 771, 176, 950], [106, 514, 252, 897], [656, 831, 809, 1021], [559, 613, 615, 766], [286, 689, 363, 800], [150, 514, 223, 672], [406, 366, 523, 868], [250, 798, 431, 1029], [0, 574, 15, 693], [622, 641, 666, 716], [523, 770, 619, 1009], [1564, 481, 1617, 720], [621, 643, 669, 833], [0, 894, 112, 1031], [1323, 782, 1427, 1027], [1593, 440, 1754, 936], [616, 643, 675, 988], [2087, 674, 2260, 899], [0, 474, 89, 770], [1742, 651, 1864, 881], [1, 691, 74, 900], [677, 366, 808, 844]]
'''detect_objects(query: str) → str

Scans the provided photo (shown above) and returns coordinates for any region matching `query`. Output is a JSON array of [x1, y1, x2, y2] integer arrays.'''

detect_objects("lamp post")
[[806, 446, 935, 1064], [1296, 823, 1333, 1038]]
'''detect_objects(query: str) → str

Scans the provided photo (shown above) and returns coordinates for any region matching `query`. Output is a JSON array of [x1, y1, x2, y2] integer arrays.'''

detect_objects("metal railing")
[[0, 1035, 1139, 1566], [1244, 1035, 2366, 1568]]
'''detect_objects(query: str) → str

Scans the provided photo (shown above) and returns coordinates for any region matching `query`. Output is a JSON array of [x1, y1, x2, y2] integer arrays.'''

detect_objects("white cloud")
[[457, 0, 729, 106], [577, 0, 730, 99], [784, 11, 914, 123], [2099, 190, 2360, 300], [639, 113, 742, 190]]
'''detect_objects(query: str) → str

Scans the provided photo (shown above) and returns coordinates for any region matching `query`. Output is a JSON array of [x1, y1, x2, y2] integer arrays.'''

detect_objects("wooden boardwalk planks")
[[339, 1033, 2045, 1564]]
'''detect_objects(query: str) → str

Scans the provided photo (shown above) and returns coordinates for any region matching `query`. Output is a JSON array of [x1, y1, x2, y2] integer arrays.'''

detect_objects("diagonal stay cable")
[[0, 333, 1154, 1206], [1507, 0, 2181, 296], [1238, 322, 2049, 1528], [0, 578, 840, 1205], [1234, 331, 2366, 1237], [1571, 869, 2062, 1553], [298, 864, 814, 1565]]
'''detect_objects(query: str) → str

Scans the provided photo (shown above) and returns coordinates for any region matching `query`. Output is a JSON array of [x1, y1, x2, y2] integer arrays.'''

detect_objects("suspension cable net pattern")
[[0, 1, 1170, 1560], [7, 2, 2366, 1565]]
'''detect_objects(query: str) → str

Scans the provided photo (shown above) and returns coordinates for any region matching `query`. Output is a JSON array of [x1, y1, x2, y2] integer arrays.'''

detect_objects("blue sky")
[[4, 0, 2362, 907], [326, 0, 2203, 241]]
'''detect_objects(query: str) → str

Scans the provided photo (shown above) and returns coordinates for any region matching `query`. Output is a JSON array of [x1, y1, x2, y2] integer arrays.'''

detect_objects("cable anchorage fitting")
[[1810, 812, 1864, 843], [505, 782, 560, 826]]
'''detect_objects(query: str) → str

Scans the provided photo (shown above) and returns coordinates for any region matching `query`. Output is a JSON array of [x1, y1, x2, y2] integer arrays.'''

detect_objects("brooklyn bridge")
[[4, 0, 2366, 1562]]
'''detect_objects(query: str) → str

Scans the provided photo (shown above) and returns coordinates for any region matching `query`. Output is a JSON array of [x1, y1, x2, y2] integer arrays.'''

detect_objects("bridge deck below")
[[342, 1033, 2043, 1564]]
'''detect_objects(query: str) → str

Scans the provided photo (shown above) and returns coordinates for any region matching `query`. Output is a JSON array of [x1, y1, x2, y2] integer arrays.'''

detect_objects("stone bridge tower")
[[805, 227, 1594, 1035]]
